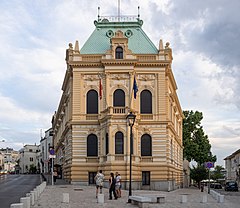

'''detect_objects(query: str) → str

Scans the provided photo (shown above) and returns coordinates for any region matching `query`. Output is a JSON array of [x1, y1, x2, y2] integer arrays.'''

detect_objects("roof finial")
[[138, 6, 140, 19], [98, 7, 100, 21]]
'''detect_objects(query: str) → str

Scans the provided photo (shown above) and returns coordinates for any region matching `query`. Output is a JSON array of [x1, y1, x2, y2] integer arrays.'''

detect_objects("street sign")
[[49, 149, 55, 155], [49, 155, 56, 159], [205, 161, 214, 169]]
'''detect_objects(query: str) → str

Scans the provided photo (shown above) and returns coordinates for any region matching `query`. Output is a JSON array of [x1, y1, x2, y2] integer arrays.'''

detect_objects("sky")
[[0, 0, 239, 167]]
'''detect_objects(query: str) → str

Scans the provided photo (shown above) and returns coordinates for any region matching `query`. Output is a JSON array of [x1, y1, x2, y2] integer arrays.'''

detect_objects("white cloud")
[[0, 0, 239, 167]]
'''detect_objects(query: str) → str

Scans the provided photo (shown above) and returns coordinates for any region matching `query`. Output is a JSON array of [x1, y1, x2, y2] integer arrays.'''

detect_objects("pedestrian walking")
[[109, 172, 117, 200], [94, 170, 104, 198], [115, 172, 121, 198], [53, 168, 58, 184]]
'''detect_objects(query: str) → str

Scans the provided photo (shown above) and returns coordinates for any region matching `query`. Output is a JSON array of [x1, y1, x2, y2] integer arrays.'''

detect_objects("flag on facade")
[[133, 76, 138, 99], [99, 78, 102, 100]]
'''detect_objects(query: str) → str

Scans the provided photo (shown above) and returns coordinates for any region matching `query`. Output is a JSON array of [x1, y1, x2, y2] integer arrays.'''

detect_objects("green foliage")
[[29, 164, 37, 174], [190, 165, 208, 187], [211, 165, 225, 181], [183, 110, 216, 165]]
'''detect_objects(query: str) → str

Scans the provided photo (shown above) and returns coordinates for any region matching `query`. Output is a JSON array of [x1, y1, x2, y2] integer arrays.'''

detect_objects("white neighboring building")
[[0, 152, 3, 170], [224, 149, 240, 185], [19, 144, 40, 174], [39, 128, 53, 173], [0, 148, 19, 173]]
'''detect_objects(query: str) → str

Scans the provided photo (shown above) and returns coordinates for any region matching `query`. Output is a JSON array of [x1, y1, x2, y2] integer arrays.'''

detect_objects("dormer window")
[[115, 46, 123, 59]]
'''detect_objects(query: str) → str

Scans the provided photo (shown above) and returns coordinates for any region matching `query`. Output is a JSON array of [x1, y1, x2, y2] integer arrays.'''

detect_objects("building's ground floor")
[[58, 159, 183, 191]]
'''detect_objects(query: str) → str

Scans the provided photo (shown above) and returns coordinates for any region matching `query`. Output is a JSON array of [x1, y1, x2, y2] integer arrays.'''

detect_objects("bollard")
[[201, 194, 207, 203], [10, 203, 23, 208], [62, 193, 69, 203], [37, 186, 41, 196], [42, 181, 46, 189], [180, 194, 187, 203], [218, 195, 224, 203], [27, 192, 35, 206], [30, 191, 37, 205], [34, 187, 40, 198], [20, 197, 30, 208], [97, 193, 104, 204], [33, 189, 38, 201]]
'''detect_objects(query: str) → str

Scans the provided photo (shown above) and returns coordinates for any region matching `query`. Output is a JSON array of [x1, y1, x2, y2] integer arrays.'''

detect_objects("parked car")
[[214, 183, 222, 189], [225, 181, 238, 191], [210, 183, 222, 189]]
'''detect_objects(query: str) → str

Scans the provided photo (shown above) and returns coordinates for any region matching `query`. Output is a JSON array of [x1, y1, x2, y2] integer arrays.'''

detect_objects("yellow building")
[[52, 15, 183, 191]]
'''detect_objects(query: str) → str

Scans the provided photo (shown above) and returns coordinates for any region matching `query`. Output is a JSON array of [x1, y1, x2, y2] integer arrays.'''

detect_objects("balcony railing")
[[82, 55, 102, 62], [137, 55, 156, 61], [98, 15, 139, 22], [113, 107, 126, 114], [140, 114, 153, 120], [86, 114, 99, 120]]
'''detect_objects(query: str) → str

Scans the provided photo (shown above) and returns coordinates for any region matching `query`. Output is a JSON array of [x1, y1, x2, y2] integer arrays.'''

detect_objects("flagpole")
[[129, 74, 133, 110], [98, 73, 102, 114], [130, 73, 138, 111]]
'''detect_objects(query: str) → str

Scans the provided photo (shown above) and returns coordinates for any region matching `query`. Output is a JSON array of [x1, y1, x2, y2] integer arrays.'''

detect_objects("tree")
[[190, 165, 208, 188], [29, 164, 37, 174], [211, 165, 225, 181], [183, 110, 216, 165]]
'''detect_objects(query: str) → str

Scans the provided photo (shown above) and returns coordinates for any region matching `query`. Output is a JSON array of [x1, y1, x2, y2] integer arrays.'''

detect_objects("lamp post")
[[126, 112, 136, 203], [207, 151, 212, 194]]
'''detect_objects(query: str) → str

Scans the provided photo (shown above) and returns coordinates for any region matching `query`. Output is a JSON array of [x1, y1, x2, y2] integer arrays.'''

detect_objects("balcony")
[[86, 114, 99, 120], [113, 107, 126, 114], [140, 114, 153, 120]]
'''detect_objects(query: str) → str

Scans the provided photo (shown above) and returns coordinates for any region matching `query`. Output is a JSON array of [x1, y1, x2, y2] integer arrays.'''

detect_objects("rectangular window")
[[88, 172, 97, 185], [142, 171, 150, 185]]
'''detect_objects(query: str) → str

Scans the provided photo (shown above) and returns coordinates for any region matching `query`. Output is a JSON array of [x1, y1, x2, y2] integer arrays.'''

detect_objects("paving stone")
[[31, 185, 240, 208]]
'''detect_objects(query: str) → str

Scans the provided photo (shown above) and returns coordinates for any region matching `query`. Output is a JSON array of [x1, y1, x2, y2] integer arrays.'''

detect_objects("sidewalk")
[[31, 183, 240, 208]]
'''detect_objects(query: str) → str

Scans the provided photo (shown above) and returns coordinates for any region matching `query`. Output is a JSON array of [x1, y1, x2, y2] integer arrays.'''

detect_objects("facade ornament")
[[164, 42, 173, 60], [84, 74, 99, 81], [65, 43, 73, 62], [74, 40, 80, 54]]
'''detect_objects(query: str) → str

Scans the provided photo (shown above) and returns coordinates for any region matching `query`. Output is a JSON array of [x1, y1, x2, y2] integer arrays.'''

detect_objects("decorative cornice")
[[137, 61, 169, 67], [69, 62, 102, 67], [101, 59, 137, 66], [68, 60, 170, 68]]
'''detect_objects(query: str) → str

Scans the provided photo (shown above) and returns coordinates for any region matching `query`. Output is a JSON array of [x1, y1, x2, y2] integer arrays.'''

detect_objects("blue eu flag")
[[133, 76, 138, 99]]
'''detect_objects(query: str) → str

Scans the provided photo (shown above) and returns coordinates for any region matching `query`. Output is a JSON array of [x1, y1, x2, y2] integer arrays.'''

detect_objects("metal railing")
[[98, 15, 139, 22]]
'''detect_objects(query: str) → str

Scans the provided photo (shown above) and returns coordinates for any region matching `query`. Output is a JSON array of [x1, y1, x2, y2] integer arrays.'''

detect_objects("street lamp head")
[[126, 112, 136, 127], [208, 151, 212, 157]]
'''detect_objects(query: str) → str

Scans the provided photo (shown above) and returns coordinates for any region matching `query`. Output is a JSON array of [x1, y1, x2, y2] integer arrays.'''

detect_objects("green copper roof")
[[80, 19, 158, 54]]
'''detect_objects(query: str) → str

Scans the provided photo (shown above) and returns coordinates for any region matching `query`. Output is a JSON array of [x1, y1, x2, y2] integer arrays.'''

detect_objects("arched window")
[[87, 90, 98, 114], [105, 133, 109, 155], [113, 89, 125, 107], [115, 46, 123, 59], [87, 134, 98, 156], [115, 131, 124, 154], [141, 134, 152, 156], [140, 90, 152, 114]]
